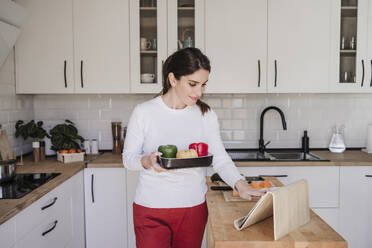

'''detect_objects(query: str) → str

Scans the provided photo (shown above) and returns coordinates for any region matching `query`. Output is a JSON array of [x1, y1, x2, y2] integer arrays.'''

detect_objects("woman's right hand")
[[141, 152, 167, 173]]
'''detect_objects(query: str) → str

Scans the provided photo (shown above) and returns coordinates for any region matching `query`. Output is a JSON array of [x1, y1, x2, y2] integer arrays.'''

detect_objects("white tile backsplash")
[[0, 51, 33, 156], [0, 49, 371, 151], [22, 93, 372, 150]]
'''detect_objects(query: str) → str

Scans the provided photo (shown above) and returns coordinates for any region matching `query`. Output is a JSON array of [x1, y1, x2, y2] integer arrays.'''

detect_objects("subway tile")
[[231, 98, 243, 108], [204, 98, 221, 108], [222, 98, 232, 108], [220, 130, 232, 141], [214, 109, 232, 119], [232, 130, 245, 141]]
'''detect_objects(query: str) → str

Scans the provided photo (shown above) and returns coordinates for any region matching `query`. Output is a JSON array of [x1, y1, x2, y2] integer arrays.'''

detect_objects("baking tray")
[[157, 153, 213, 169]]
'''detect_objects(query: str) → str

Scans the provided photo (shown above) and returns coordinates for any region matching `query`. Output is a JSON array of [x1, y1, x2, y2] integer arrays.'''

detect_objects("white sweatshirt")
[[122, 96, 243, 208]]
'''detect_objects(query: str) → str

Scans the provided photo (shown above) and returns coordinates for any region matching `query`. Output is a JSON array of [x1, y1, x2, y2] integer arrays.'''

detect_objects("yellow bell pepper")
[[176, 149, 198, 159]]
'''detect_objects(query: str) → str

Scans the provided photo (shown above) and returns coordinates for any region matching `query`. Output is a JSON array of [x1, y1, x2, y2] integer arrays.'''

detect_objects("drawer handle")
[[257, 60, 261, 87], [91, 174, 95, 203], [42, 220, 58, 236], [259, 174, 288, 178], [41, 197, 58, 210], [366, 175, 372, 177]]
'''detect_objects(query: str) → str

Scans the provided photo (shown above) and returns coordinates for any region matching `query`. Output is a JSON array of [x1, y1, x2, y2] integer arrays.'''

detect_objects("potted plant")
[[49, 120, 85, 163], [15, 120, 50, 162]]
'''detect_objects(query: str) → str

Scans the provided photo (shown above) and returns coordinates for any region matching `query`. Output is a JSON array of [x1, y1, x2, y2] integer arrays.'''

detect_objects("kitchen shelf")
[[140, 7, 156, 11], [340, 49, 356, 54], [140, 50, 157, 54], [341, 7, 357, 17], [178, 7, 194, 10]]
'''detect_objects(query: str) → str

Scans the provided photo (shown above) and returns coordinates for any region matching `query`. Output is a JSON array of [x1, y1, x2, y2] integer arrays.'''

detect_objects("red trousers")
[[133, 202, 208, 248]]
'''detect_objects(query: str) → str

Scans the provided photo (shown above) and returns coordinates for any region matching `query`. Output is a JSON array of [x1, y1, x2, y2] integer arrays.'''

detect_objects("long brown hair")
[[158, 48, 211, 115]]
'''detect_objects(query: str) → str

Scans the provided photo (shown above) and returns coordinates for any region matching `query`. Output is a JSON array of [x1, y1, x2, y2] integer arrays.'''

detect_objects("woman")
[[123, 48, 266, 248]]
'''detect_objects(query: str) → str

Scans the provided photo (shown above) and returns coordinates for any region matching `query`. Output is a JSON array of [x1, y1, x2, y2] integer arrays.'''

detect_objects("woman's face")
[[170, 69, 209, 106]]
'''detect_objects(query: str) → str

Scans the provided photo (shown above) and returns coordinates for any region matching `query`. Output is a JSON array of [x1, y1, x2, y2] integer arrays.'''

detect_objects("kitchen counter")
[[206, 177, 347, 248], [86, 152, 122, 168], [235, 150, 372, 166], [0, 157, 85, 225]]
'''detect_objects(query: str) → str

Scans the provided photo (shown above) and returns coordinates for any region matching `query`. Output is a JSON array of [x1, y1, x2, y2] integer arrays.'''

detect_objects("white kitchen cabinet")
[[12, 171, 84, 248], [66, 171, 85, 248], [204, 0, 267, 93], [0, 218, 15, 248], [15, 0, 74, 94], [211, 166, 339, 208], [339, 166, 372, 248], [129, 0, 204, 93], [84, 168, 127, 248], [126, 170, 139, 248], [267, 0, 331, 93], [329, 0, 372, 93], [204, 0, 332, 93], [16, 0, 130, 94]]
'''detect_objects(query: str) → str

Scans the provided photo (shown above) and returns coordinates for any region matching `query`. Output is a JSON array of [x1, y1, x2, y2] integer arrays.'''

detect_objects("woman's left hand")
[[234, 179, 267, 200]]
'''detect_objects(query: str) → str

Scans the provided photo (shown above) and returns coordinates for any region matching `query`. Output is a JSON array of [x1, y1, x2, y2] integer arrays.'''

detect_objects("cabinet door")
[[73, 0, 130, 93], [340, 166, 372, 248], [367, 0, 372, 89], [65, 171, 85, 248], [126, 170, 140, 248], [130, 0, 167, 93], [267, 0, 331, 93], [84, 168, 127, 248], [15, 0, 74, 94], [312, 208, 340, 233], [204, 0, 267, 93], [0, 218, 15, 248], [329, 0, 371, 93]]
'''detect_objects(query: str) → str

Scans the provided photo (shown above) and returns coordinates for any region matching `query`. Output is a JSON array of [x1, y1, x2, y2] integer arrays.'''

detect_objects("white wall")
[[0, 50, 33, 155], [33, 93, 372, 150]]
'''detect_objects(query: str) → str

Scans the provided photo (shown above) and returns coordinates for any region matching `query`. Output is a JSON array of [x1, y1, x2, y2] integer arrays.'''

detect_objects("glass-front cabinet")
[[331, 0, 372, 92], [130, 0, 202, 93]]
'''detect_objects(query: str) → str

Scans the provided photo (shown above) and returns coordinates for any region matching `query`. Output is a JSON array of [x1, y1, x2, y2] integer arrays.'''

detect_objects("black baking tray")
[[157, 153, 213, 169]]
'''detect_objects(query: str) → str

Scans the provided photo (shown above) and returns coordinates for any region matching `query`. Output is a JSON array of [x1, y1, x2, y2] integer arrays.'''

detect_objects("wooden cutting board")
[[0, 130, 14, 160]]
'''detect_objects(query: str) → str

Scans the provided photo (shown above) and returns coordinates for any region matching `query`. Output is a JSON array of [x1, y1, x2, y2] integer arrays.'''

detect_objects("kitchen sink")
[[226, 149, 329, 161]]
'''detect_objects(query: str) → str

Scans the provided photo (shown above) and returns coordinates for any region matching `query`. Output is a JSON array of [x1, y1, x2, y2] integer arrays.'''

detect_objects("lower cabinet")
[[312, 208, 340, 233], [339, 166, 372, 248], [0, 171, 85, 248], [84, 168, 127, 248], [208, 166, 340, 208]]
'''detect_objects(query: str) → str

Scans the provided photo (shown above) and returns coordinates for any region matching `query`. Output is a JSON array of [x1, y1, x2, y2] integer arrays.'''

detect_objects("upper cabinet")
[[267, 0, 331, 93], [330, 0, 372, 92], [129, 0, 204, 93], [16, 0, 130, 94], [205, 0, 332, 93], [204, 0, 268, 93]]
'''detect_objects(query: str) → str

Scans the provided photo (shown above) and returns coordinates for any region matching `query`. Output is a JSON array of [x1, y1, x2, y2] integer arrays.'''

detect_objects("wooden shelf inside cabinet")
[[178, 7, 195, 11], [141, 50, 157, 54], [140, 7, 157, 11], [340, 49, 356, 56], [341, 7, 357, 17]]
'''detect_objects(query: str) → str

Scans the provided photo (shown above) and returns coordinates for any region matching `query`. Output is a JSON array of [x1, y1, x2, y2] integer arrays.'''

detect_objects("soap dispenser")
[[329, 125, 346, 153]]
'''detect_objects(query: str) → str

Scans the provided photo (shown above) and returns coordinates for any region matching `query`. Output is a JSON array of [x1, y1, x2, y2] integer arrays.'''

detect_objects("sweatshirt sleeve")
[[122, 105, 146, 171], [205, 110, 244, 188]]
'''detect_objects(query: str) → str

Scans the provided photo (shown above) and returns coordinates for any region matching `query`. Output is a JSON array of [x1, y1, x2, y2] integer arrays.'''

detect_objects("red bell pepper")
[[189, 142, 208, 157]]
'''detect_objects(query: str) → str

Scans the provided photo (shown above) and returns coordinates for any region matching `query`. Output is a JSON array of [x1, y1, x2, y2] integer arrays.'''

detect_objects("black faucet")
[[258, 106, 287, 153]]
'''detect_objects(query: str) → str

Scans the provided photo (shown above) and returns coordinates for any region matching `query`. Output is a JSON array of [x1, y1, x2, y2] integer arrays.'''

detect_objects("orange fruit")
[[59, 150, 68, 154], [68, 149, 76, 153]]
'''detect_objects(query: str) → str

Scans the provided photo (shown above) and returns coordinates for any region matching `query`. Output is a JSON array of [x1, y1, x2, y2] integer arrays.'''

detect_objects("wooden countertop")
[[206, 177, 347, 248], [0, 157, 85, 225], [234, 150, 372, 167], [86, 152, 123, 168]]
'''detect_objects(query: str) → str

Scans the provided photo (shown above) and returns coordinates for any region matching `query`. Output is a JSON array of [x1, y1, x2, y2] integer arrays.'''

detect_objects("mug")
[[182, 37, 194, 48], [84, 140, 91, 154], [150, 38, 157, 50], [141, 73, 155, 83], [140, 37, 151, 50]]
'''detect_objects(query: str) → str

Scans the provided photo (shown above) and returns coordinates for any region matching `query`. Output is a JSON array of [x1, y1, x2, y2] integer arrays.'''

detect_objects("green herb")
[[49, 120, 84, 151]]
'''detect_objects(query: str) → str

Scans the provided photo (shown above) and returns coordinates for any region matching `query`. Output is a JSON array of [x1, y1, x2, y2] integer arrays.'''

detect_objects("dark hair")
[[159, 47, 211, 115]]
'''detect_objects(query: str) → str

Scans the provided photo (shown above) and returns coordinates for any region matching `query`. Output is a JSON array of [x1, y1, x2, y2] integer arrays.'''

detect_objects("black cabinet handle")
[[274, 60, 278, 87], [259, 174, 288, 178], [258, 60, 261, 87], [64, 60, 67, 88], [42, 220, 58, 236], [91, 174, 95, 203], [80, 60, 84, 88], [370, 60, 372, 87], [41, 197, 58, 210], [366, 175, 372, 177], [361, 60, 365, 87]]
